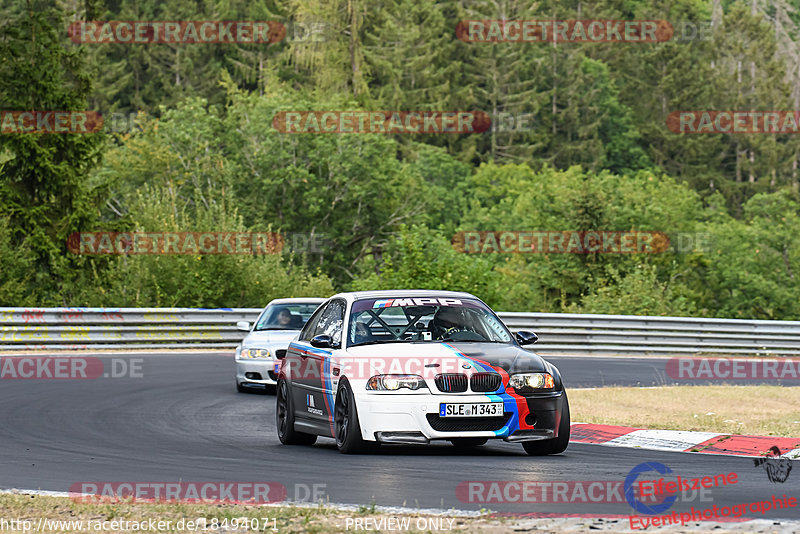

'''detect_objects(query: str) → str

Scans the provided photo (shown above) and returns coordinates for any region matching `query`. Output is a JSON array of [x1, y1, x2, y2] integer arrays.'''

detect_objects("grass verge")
[[569, 385, 800, 437]]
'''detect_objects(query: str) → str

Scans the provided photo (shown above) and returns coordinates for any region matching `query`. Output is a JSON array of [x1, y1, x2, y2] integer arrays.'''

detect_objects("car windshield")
[[347, 297, 512, 346], [254, 302, 321, 331]]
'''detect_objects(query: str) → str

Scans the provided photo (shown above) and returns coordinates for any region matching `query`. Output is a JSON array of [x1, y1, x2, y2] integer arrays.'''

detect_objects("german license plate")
[[439, 402, 503, 418], [274, 363, 281, 373]]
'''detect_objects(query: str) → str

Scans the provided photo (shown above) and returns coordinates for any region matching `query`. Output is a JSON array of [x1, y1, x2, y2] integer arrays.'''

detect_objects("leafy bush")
[[569, 264, 697, 316]]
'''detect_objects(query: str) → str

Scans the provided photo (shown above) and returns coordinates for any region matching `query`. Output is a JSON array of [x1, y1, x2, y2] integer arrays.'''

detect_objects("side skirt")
[[294, 416, 334, 437]]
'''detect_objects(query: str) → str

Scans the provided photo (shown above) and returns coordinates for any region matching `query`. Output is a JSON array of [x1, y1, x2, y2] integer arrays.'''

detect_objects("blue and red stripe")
[[439, 342, 534, 434]]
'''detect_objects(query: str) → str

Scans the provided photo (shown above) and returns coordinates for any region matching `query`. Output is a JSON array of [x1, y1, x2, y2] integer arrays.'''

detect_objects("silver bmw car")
[[235, 298, 325, 393]]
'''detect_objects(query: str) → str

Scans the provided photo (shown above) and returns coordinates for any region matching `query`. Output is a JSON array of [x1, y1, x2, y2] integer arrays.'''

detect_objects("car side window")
[[313, 300, 345, 347], [299, 303, 328, 342]]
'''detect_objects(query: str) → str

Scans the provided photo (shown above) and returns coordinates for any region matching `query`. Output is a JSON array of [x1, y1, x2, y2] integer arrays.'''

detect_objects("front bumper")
[[235, 359, 279, 388], [355, 391, 564, 443]]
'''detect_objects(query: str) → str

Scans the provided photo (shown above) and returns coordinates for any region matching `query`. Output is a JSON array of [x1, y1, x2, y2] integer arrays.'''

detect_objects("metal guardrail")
[[500, 313, 800, 356], [0, 308, 259, 350], [1, 308, 799, 356]]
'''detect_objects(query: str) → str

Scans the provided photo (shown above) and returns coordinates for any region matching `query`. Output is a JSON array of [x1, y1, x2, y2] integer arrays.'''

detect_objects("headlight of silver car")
[[366, 374, 427, 391], [239, 348, 272, 359], [508, 372, 555, 390]]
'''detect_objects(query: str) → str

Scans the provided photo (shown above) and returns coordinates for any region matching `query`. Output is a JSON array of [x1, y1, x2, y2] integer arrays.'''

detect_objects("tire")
[[334, 379, 377, 454], [450, 438, 488, 448], [276, 379, 317, 446], [236, 381, 248, 393], [522, 392, 570, 456]]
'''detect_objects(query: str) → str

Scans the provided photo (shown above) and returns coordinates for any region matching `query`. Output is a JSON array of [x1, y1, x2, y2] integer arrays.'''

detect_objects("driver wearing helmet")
[[431, 306, 467, 340]]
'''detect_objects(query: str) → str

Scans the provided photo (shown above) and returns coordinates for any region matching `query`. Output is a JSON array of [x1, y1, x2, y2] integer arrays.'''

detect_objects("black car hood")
[[448, 342, 561, 384]]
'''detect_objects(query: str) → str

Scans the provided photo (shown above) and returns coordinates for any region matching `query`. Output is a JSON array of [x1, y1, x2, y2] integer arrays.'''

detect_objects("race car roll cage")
[[349, 305, 494, 346]]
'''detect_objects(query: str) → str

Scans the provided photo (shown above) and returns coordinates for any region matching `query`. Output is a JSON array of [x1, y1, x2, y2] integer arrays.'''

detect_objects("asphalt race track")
[[0, 352, 797, 520]]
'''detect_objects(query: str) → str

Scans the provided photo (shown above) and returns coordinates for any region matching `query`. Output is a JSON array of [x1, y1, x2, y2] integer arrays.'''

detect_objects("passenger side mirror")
[[310, 334, 333, 348], [515, 330, 538, 346], [236, 321, 250, 332]]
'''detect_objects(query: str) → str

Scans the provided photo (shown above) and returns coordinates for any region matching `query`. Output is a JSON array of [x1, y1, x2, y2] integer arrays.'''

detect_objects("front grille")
[[470, 372, 501, 392], [435, 374, 468, 393], [426, 413, 512, 432], [267, 370, 277, 380]]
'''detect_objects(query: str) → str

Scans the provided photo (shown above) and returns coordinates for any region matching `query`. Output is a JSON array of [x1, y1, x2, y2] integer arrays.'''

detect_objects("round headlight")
[[384, 376, 401, 390], [508, 373, 555, 390], [366, 375, 427, 391], [240, 348, 272, 359]]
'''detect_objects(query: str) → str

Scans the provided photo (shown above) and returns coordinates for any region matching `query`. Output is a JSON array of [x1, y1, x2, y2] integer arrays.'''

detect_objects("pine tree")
[[0, 0, 106, 301], [285, 0, 370, 98]]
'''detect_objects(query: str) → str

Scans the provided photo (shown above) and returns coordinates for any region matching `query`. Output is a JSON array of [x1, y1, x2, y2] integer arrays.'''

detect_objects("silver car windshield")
[[348, 298, 512, 346], [254, 303, 320, 331]]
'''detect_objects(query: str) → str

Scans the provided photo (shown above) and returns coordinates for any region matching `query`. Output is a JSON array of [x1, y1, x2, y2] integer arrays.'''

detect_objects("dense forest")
[[1, 0, 799, 319]]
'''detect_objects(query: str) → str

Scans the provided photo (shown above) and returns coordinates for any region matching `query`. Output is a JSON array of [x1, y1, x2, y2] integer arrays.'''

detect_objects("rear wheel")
[[276, 379, 317, 446], [334, 379, 377, 454], [450, 438, 488, 448], [522, 392, 570, 456]]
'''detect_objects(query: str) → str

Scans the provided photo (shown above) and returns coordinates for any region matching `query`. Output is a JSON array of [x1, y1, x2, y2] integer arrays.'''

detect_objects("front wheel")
[[276, 379, 317, 446], [522, 392, 570, 456], [334, 379, 377, 454]]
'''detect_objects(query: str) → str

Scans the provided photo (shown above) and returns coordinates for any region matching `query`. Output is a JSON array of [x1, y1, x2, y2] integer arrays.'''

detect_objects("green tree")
[[222, 88, 436, 283], [0, 2, 106, 303], [705, 190, 800, 319], [285, 0, 370, 98], [349, 224, 502, 307], [457, 163, 707, 312], [91, 183, 334, 307], [0, 218, 36, 306]]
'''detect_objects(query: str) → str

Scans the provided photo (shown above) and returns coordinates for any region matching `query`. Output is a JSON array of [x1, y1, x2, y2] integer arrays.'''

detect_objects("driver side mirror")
[[310, 334, 333, 349], [236, 321, 250, 332], [515, 330, 538, 346]]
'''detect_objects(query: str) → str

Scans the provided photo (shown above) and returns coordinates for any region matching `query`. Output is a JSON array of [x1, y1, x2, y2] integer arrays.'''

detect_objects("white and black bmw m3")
[[275, 290, 569, 454]]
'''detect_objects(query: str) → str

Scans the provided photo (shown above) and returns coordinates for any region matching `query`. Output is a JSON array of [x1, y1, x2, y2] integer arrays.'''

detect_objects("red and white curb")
[[570, 423, 800, 459]]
